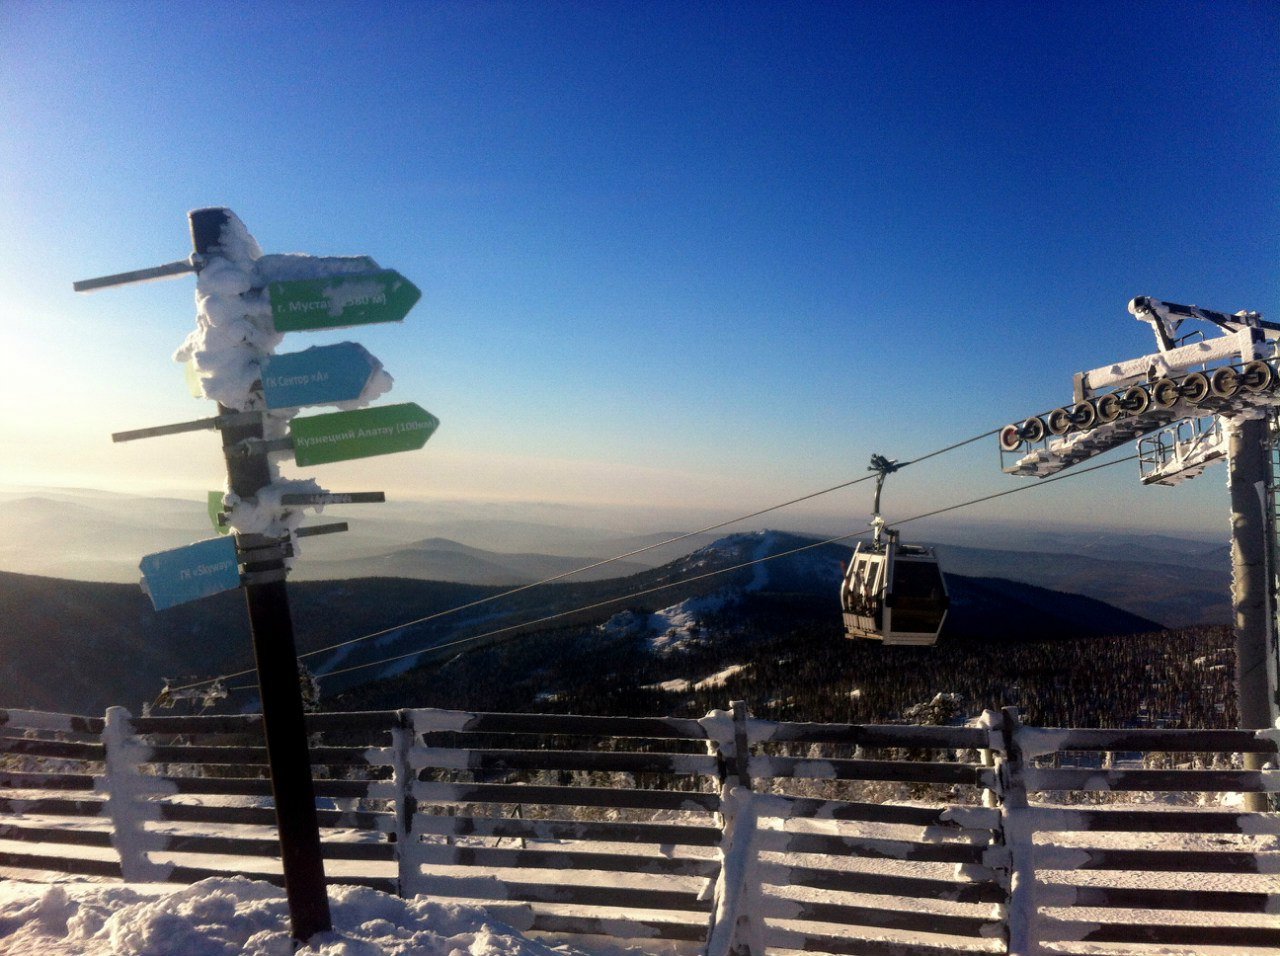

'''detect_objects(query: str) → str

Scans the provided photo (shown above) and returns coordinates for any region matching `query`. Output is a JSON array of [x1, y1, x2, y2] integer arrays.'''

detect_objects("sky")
[[1, 1, 1276, 541]]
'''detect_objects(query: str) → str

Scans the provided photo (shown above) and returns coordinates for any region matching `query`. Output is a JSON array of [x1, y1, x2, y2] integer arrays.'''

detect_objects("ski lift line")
[[159, 471, 882, 694], [282, 425, 997, 666], [892, 452, 1140, 528], [304, 451, 1133, 685], [315, 535, 866, 681], [160, 423, 1004, 696]]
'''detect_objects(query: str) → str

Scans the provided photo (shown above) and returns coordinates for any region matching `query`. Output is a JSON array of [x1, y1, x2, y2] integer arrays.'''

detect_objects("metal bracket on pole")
[[295, 523, 349, 538], [73, 256, 199, 293], [113, 411, 263, 444], [225, 436, 295, 458], [280, 492, 386, 506]]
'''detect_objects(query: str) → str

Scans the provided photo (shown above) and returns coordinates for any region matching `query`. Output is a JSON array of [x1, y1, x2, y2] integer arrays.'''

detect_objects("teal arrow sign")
[[291, 402, 439, 467], [261, 342, 382, 409], [140, 536, 240, 610], [268, 269, 420, 332]]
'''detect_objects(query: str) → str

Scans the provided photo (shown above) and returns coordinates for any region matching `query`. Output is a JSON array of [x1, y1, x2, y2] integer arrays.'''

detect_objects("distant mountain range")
[[294, 537, 650, 585], [0, 489, 1230, 629], [0, 530, 1164, 717]]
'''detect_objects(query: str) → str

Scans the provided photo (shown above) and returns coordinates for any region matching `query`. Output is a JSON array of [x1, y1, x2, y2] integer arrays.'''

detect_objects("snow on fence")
[[1, 704, 1278, 956]]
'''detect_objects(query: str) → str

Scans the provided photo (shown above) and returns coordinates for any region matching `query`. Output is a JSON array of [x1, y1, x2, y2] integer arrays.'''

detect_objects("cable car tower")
[[999, 296, 1280, 810], [840, 454, 950, 646]]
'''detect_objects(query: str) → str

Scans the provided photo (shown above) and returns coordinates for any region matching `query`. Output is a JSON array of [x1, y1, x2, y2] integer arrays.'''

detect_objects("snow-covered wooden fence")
[[1, 704, 1278, 955]]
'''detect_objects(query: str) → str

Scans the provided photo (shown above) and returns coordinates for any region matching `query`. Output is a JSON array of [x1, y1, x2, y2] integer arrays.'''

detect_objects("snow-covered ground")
[[0, 878, 600, 955]]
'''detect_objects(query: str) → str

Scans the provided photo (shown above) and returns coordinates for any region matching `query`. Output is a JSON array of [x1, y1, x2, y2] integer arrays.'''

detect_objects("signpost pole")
[[190, 208, 333, 940]]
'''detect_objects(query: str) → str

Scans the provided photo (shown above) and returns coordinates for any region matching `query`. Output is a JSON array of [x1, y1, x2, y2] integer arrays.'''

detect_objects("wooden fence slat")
[[751, 755, 990, 786], [305, 711, 400, 733], [752, 795, 999, 831], [0, 737, 105, 761], [1025, 767, 1271, 793], [0, 796, 107, 818], [413, 747, 718, 776], [412, 813, 722, 846], [1038, 845, 1269, 873], [1020, 726, 1279, 754], [1064, 884, 1275, 913], [766, 927, 996, 956], [412, 842, 720, 878], [761, 897, 998, 938], [516, 911, 709, 942], [154, 802, 393, 831], [756, 829, 988, 865], [1056, 920, 1280, 947], [154, 776, 375, 798], [130, 714, 265, 735], [160, 863, 398, 894], [416, 876, 713, 912], [762, 862, 1005, 904], [451, 712, 708, 740], [154, 833, 395, 861], [0, 823, 115, 848], [0, 849, 122, 878], [0, 710, 104, 735], [0, 771, 98, 791], [413, 781, 721, 813], [756, 721, 987, 749], [1032, 806, 1280, 834], [138, 744, 377, 767]]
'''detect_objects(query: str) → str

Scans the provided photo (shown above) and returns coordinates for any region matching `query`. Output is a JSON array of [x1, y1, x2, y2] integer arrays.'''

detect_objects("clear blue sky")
[[1, 1, 1276, 537]]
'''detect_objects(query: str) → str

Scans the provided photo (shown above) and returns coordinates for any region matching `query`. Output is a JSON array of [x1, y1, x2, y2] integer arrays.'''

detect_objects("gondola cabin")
[[841, 537, 949, 646]]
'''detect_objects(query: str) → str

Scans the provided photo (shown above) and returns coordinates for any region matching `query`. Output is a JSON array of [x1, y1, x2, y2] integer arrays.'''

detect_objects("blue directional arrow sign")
[[140, 536, 241, 611], [260, 342, 383, 410]]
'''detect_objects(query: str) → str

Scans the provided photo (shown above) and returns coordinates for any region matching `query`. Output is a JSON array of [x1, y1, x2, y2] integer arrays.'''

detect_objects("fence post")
[[979, 720, 998, 810], [98, 706, 173, 882], [704, 700, 763, 956], [997, 706, 1038, 956], [389, 709, 417, 897]]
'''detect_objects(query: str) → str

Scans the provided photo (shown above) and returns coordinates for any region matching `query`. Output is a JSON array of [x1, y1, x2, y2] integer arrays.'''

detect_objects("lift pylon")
[[998, 297, 1279, 810]]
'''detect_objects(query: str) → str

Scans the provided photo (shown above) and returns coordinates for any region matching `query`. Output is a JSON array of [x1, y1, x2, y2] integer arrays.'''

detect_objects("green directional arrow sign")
[[291, 402, 439, 467], [268, 269, 421, 333], [208, 491, 230, 534]]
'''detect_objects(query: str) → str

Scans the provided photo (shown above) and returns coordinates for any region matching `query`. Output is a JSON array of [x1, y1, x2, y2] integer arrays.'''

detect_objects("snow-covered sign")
[[291, 402, 439, 467], [267, 269, 420, 332], [139, 536, 240, 610], [260, 342, 385, 409]]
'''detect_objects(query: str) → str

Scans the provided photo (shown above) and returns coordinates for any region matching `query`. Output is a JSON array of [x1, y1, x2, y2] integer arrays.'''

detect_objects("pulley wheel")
[[1068, 402, 1096, 429], [1120, 385, 1150, 414], [999, 424, 1023, 452], [1180, 372, 1210, 404], [1094, 393, 1122, 423], [1210, 366, 1240, 398], [1150, 378, 1180, 408], [1046, 408, 1073, 435], [1242, 360, 1275, 393], [1019, 416, 1047, 443]]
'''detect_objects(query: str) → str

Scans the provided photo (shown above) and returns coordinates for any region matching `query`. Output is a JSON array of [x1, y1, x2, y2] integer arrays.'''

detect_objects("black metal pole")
[[190, 208, 333, 940], [1226, 416, 1277, 813]]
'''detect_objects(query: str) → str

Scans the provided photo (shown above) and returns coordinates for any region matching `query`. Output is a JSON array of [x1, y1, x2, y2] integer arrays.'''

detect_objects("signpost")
[[140, 537, 240, 610], [74, 207, 434, 944], [292, 403, 439, 466], [261, 342, 383, 409], [268, 270, 420, 332]]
